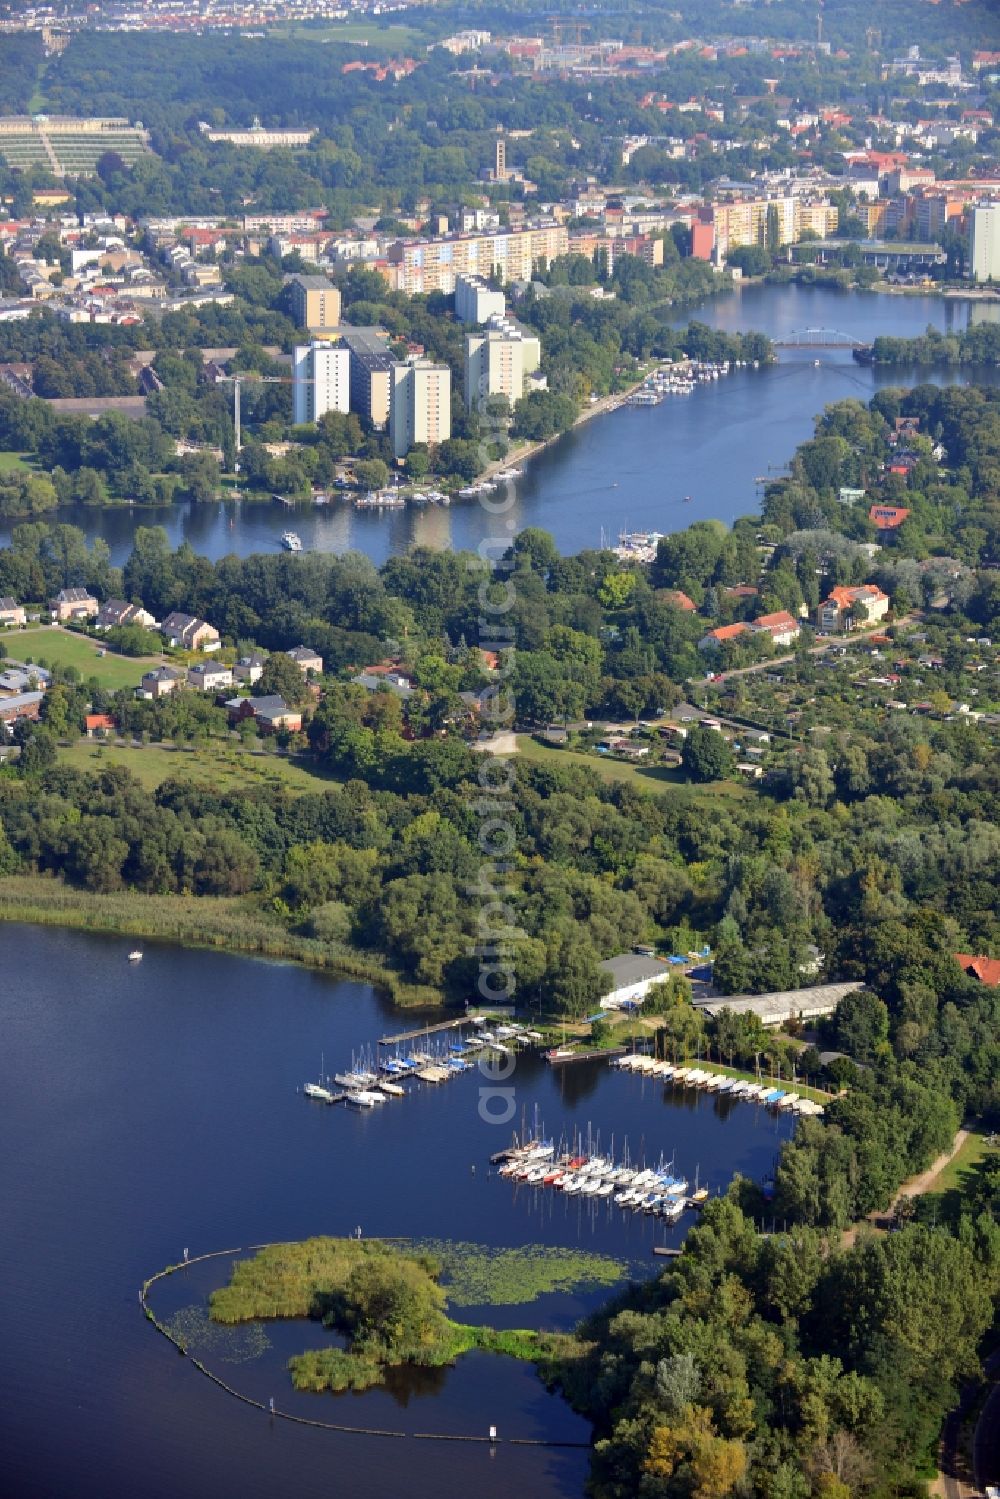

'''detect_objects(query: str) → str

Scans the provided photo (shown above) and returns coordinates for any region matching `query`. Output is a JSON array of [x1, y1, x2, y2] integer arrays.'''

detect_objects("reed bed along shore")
[[0, 876, 441, 1006]]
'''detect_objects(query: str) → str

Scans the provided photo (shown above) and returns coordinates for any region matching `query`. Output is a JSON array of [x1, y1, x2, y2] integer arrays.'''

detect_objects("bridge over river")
[[772, 328, 867, 348]]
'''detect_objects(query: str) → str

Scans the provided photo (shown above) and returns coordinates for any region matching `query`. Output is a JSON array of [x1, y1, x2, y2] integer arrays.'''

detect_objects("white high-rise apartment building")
[[465, 325, 526, 410], [292, 342, 350, 425], [970, 204, 1000, 282], [454, 274, 506, 325], [389, 361, 452, 458]]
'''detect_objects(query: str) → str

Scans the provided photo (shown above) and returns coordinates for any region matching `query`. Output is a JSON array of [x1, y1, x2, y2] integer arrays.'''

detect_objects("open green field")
[[58, 738, 341, 795], [271, 20, 423, 46], [11, 627, 158, 689], [514, 734, 752, 801], [928, 1130, 995, 1196], [0, 451, 36, 474]]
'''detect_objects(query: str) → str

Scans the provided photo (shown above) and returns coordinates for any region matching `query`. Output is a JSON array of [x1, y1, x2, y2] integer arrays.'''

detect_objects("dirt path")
[[842, 1129, 968, 1249]]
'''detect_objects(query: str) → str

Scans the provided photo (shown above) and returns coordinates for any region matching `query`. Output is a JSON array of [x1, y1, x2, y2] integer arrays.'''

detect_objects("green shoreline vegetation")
[[0, 876, 443, 1006], [208, 1238, 595, 1394]]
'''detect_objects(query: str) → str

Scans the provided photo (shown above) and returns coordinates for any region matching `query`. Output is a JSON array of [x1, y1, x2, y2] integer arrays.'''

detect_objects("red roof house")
[[954, 953, 1000, 986], [84, 713, 117, 737], [869, 504, 911, 530], [750, 610, 801, 646]]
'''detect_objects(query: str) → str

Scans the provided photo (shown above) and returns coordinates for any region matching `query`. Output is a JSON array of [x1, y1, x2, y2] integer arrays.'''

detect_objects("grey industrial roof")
[[0, 690, 44, 714], [696, 981, 864, 1026], [600, 953, 669, 989]]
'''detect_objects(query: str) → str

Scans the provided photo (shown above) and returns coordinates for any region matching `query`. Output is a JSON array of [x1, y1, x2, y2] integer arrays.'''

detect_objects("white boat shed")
[[695, 981, 865, 1028], [599, 953, 671, 1010]]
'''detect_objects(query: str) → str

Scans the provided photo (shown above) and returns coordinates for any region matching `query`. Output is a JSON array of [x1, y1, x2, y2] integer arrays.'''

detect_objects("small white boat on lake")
[[303, 1082, 334, 1103]]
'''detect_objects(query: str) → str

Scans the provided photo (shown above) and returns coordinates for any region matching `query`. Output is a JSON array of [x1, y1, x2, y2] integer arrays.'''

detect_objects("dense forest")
[[871, 323, 1000, 368], [563, 1181, 999, 1498]]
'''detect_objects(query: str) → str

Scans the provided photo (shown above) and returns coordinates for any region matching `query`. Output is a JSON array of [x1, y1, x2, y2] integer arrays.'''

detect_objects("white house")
[[749, 610, 801, 648], [187, 662, 234, 693]]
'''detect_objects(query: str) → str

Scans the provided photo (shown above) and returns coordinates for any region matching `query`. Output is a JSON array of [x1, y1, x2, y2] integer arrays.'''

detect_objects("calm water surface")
[[0, 926, 793, 1498], [3, 285, 996, 567]]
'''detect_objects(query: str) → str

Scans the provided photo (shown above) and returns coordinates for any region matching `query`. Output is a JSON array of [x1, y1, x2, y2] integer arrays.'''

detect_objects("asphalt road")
[[974, 1353, 1000, 1495]]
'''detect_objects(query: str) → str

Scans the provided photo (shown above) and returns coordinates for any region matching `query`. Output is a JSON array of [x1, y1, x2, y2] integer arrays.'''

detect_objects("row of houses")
[[134, 664, 304, 732], [39, 589, 225, 653], [137, 645, 322, 704], [699, 585, 890, 653]]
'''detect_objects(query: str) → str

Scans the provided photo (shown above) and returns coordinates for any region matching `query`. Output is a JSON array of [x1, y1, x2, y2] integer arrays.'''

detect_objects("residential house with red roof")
[[817, 585, 890, 633], [954, 953, 1000, 986], [750, 610, 801, 647], [697, 621, 751, 651], [869, 504, 910, 531]]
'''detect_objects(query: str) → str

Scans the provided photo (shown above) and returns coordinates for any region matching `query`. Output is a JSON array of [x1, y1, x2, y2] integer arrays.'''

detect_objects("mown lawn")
[[11, 628, 158, 689], [58, 737, 341, 795], [928, 1130, 995, 1196], [0, 451, 36, 474], [514, 734, 752, 801], [272, 20, 421, 45]]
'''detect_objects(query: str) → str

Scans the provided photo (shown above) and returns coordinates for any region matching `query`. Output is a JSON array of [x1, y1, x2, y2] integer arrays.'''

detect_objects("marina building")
[[389, 360, 451, 458], [599, 953, 671, 1010], [696, 981, 865, 1027], [292, 341, 350, 425]]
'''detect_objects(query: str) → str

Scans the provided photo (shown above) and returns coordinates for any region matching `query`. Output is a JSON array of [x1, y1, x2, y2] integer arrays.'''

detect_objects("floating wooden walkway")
[[376, 1016, 470, 1051]]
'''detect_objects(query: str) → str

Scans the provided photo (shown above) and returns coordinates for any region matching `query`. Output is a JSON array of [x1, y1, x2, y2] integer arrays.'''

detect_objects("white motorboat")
[[303, 1082, 334, 1102], [128, 950, 143, 962], [281, 531, 303, 552]]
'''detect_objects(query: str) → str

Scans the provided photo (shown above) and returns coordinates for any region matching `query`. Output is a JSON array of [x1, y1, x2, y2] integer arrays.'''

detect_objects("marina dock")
[[376, 1016, 471, 1052]]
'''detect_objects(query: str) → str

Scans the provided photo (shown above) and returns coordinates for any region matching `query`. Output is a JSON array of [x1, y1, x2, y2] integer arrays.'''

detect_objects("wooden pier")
[[376, 1016, 470, 1053]]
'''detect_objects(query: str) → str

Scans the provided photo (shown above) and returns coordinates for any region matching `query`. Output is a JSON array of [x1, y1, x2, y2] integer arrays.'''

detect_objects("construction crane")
[[216, 371, 317, 463]]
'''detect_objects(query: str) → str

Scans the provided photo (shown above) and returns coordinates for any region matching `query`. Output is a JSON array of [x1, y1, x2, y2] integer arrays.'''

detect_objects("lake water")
[[2, 285, 996, 567], [0, 926, 793, 1498]]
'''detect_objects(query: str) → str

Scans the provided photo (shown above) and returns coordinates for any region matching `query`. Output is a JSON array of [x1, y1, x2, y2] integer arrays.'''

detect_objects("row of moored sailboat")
[[495, 1139, 709, 1222], [612, 1055, 825, 1116], [302, 1024, 545, 1109]]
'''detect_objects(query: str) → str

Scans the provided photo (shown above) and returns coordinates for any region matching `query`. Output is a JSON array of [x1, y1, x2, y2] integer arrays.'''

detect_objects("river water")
[[2, 284, 995, 567], [0, 926, 794, 1498]]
